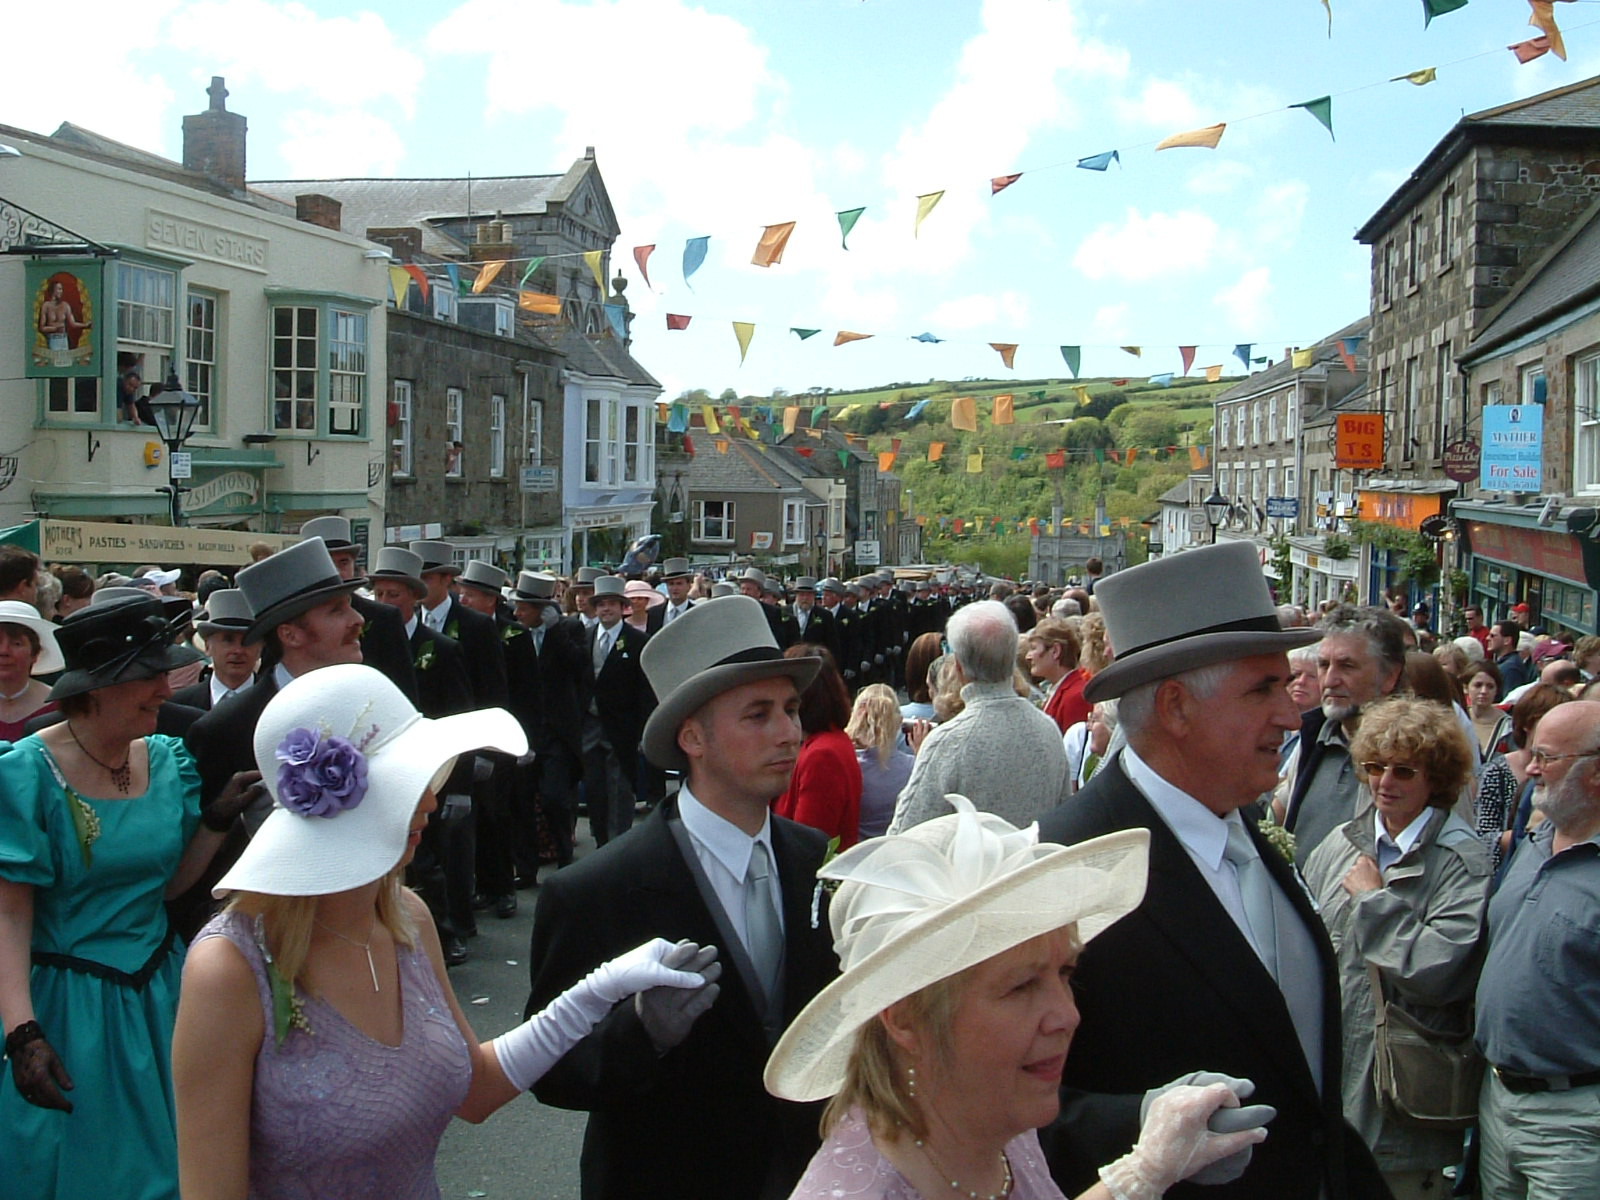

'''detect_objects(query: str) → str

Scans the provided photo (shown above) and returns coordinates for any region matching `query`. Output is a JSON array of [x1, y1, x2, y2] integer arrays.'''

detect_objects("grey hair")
[[947, 599, 1018, 685], [1288, 642, 1321, 670], [1315, 604, 1409, 674], [1118, 661, 1237, 740]]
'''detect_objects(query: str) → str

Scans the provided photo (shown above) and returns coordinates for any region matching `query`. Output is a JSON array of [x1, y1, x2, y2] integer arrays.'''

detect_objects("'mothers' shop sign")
[[1480, 405, 1543, 493]]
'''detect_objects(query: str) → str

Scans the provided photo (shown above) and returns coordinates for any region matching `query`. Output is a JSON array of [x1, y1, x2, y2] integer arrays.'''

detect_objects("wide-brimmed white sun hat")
[[215, 663, 527, 896], [0, 599, 64, 674], [764, 796, 1148, 1103]]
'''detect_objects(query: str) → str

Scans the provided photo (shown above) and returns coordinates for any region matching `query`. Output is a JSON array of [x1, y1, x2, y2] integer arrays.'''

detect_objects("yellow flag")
[[1155, 123, 1226, 151], [992, 394, 1015, 426], [966, 451, 984, 475], [928, 442, 946, 462], [702, 406, 721, 435], [990, 343, 1018, 370], [1204, 364, 1223, 383], [951, 396, 978, 432], [1291, 348, 1315, 369], [583, 250, 606, 295], [518, 291, 561, 314], [714, 439, 730, 455], [739, 417, 758, 439], [878, 452, 897, 473], [657, 403, 670, 421], [733, 321, 756, 365], [388, 266, 412, 304], [783, 406, 799, 435], [834, 331, 872, 346], [838, 404, 860, 419], [914, 191, 944, 238], [1073, 385, 1092, 406], [472, 260, 506, 293], [1393, 67, 1437, 85], [1121, 346, 1142, 358], [1529, 1, 1567, 60], [751, 222, 796, 267], [805, 427, 823, 440]]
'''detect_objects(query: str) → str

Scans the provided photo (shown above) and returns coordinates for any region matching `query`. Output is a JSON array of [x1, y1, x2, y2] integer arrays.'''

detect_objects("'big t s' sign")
[[1480, 405, 1543, 493], [1334, 413, 1385, 469]]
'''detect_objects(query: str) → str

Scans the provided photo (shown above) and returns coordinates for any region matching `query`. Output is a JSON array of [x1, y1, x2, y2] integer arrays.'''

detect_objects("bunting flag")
[[990, 343, 1018, 369], [1125, 447, 1138, 466], [702, 406, 721, 435], [966, 451, 984, 475], [1509, 36, 1553, 63], [519, 256, 546, 287], [1292, 347, 1315, 368], [1529, 2, 1567, 59], [837, 450, 853, 470], [1030, 518, 1040, 535], [751, 222, 796, 267], [1422, 0, 1469, 27], [1205, 364, 1224, 382], [1321, 0, 1332, 34], [739, 417, 759, 439], [472, 260, 506, 293], [796, 446, 814, 457], [518, 291, 561, 314], [583, 250, 606, 295], [604, 304, 627, 341], [950, 395, 978, 432], [783, 407, 799, 436], [913, 332, 945, 343], [914, 191, 944, 237], [1291, 96, 1335, 140], [1077, 150, 1119, 171], [836, 207, 865, 250], [388, 266, 412, 304], [1112, 378, 1132, 386], [834, 331, 873, 346], [928, 442, 946, 462], [791, 328, 820, 340], [1046, 450, 1067, 469], [1179, 346, 1197, 375], [991, 173, 1022, 195], [1155, 123, 1226, 151], [1149, 373, 1174, 387], [1107, 448, 1122, 464], [878, 452, 897, 473], [631, 246, 654, 289], [445, 263, 462, 295], [1190, 446, 1209, 471], [403, 264, 431, 300], [1060, 346, 1081, 378], [666, 313, 692, 330], [1121, 346, 1142, 358], [812, 405, 828, 424], [1073, 385, 1092, 406], [1339, 334, 1366, 371], [1234, 343, 1254, 368], [729, 405, 742, 424], [906, 398, 932, 421], [683, 434, 695, 457], [993, 394, 1015, 425], [715, 439, 730, 455], [1393, 66, 1438, 85], [838, 405, 860, 419], [667, 404, 690, 434], [1009, 447, 1029, 462], [683, 236, 710, 286], [954, 518, 965, 536]]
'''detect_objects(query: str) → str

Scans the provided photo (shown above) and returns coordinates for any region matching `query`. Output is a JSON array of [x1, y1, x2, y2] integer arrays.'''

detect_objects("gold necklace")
[[66, 722, 131, 794], [315, 917, 381, 992], [914, 1138, 1012, 1200]]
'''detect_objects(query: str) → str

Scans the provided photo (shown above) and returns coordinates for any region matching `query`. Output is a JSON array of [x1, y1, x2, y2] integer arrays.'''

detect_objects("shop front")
[[0, 518, 295, 568], [1355, 485, 1453, 613], [1289, 537, 1359, 610], [1453, 500, 1600, 637]]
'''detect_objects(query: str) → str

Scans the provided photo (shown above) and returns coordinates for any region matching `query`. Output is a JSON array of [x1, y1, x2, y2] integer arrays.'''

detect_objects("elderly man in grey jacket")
[[888, 599, 1071, 832]]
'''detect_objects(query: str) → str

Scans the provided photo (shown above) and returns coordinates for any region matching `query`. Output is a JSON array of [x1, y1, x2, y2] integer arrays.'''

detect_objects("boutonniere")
[[502, 624, 525, 641], [810, 835, 842, 929], [445, 619, 460, 640], [361, 619, 372, 638], [1257, 810, 1297, 865], [415, 644, 437, 671]]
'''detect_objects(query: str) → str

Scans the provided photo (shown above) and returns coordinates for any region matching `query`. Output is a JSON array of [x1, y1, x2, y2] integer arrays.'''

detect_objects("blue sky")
[[10, 0, 1600, 398]]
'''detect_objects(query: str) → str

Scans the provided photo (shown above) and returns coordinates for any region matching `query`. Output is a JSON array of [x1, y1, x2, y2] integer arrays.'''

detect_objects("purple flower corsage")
[[275, 727, 370, 819]]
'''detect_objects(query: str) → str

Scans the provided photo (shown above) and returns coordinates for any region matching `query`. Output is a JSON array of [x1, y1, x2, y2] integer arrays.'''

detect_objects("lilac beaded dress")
[[789, 1107, 1065, 1199], [195, 911, 472, 1200]]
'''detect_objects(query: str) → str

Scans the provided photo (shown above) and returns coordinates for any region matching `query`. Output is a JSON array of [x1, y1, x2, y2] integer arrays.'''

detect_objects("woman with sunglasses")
[[1302, 696, 1490, 1199], [0, 595, 264, 1200]]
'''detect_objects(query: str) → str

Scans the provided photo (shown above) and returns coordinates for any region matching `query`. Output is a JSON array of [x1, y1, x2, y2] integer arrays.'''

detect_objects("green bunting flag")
[[791, 328, 821, 340], [812, 405, 828, 425], [518, 257, 546, 286], [837, 450, 852, 470], [1421, 0, 1468, 27], [1291, 96, 1334, 140], [836, 207, 866, 250], [1010, 447, 1029, 461], [1060, 346, 1081, 378]]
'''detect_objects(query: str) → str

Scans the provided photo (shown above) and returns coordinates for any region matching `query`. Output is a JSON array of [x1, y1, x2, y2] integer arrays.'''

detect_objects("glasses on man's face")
[[1361, 761, 1420, 781], [1528, 748, 1600, 767]]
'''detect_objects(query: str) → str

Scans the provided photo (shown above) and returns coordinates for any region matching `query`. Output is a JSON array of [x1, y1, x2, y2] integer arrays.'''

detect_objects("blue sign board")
[[1480, 405, 1543, 493], [1265, 496, 1300, 519]]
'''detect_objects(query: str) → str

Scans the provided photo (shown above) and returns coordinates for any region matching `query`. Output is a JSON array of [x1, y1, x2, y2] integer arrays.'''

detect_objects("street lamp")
[[147, 369, 203, 526], [1202, 485, 1229, 544]]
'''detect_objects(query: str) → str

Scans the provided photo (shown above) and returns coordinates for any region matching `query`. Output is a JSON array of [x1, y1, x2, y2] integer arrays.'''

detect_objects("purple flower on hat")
[[275, 728, 369, 819]]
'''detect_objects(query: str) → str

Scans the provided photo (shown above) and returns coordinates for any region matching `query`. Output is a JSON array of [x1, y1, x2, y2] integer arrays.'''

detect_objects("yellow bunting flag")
[[805, 427, 823, 439], [472, 260, 506, 293], [914, 191, 944, 237], [739, 418, 758, 439], [783, 406, 799, 435], [1529, 2, 1567, 60], [966, 451, 984, 475], [928, 442, 946, 462], [878, 452, 897, 473], [1205, 364, 1224, 383], [950, 395, 978, 432], [992, 394, 1015, 426], [518, 291, 561, 314], [1155, 123, 1226, 151], [1190, 446, 1209, 471], [733, 321, 756, 365], [702, 406, 721, 435], [838, 404, 860, 419], [1392, 67, 1437, 85], [583, 250, 606, 294], [1320, 0, 1331, 34], [751, 222, 796, 267], [834, 331, 873, 346], [388, 266, 412, 303], [714, 439, 730, 455], [1121, 346, 1142, 358], [1291, 348, 1315, 369], [1073, 385, 1092, 406], [990, 343, 1018, 369]]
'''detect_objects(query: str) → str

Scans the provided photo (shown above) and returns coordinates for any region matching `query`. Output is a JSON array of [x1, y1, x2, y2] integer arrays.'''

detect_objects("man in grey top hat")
[[525, 596, 836, 1200], [171, 589, 261, 711], [296, 514, 419, 703], [646, 557, 696, 634], [787, 577, 838, 663], [1035, 542, 1389, 1200], [411, 540, 508, 710], [581, 575, 653, 848], [510, 570, 588, 872]]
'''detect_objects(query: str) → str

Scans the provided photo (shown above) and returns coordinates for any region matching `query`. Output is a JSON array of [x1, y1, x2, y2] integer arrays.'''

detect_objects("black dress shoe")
[[494, 893, 518, 919], [471, 892, 494, 912], [443, 935, 469, 967]]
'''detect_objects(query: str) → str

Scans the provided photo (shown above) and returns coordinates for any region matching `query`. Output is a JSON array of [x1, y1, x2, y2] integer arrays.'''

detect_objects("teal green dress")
[[0, 733, 201, 1200]]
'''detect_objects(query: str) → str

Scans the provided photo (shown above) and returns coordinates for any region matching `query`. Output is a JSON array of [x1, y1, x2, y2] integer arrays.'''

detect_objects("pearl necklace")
[[913, 1137, 1012, 1200], [315, 917, 381, 992]]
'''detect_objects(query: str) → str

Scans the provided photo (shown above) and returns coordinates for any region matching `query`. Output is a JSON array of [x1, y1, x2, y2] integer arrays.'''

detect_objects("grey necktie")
[[1223, 818, 1278, 980], [533, 626, 544, 654], [744, 841, 782, 1002], [592, 626, 612, 673]]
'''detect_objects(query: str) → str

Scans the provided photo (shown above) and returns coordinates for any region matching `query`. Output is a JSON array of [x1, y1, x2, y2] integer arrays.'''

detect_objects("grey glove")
[[441, 793, 472, 822], [634, 941, 721, 1052], [1139, 1072, 1276, 1186]]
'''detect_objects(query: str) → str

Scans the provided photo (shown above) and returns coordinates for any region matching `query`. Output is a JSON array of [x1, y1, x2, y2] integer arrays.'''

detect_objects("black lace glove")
[[203, 769, 266, 832], [7, 1022, 74, 1113]]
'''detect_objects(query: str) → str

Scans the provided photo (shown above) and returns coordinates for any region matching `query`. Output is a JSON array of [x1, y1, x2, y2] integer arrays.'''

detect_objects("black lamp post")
[[147, 369, 203, 526], [1202, 485, 1229, 544]]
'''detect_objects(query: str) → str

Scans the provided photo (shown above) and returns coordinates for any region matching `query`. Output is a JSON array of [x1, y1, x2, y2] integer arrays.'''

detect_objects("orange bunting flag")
[[928, 442, 946, 463], [878, 452, 897, 473], [1121, 346, 1142, 358], [751, 222, 796, 268], [583, 250, 606, 295], [1045, 450, 1066, 469], [1190, 446, 1209, 471], [518, 291, 561, 314], [991, 173, 1022, 195], [472, 260, 507, 293], [1125, 447, 1139, 466], [992, 394, 1015, 426], [714, 439, 729, 454], [666, 313, 691, 330], [990, 343, 1018, 369], [633, 245, 656, 289], [702, 406, 721, 435], [783, 407, 799, 435], [1179, 346, 1197, 375], [1155, 123, 1226, 151], [1205, 364, 1224, 383], [1509, 36, 1553, 64], [834, 331, 873, 346], [403, 264, 431, 300], [1529, 2, 1567, 60], [950, 396, 978, 432], [733, 322, 756, 365], [966, 452, 984, 475], [914, 191, 944, 237]]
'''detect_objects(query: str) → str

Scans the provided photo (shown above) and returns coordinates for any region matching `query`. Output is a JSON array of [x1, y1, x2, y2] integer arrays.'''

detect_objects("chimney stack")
[[294, 194, 343, 231], [182, 76, 247, 193]]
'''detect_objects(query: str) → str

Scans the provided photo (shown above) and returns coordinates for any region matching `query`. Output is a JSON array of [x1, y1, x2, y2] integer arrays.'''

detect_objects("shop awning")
[[14, 519, 296, 566]]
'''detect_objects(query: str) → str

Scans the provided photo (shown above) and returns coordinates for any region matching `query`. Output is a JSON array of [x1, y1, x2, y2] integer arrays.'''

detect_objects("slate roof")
[[690, 439, 807, 492], [1158, 478, 1202, 505], [1465, 195, 1600, 360], [547, 327, 660, 389]]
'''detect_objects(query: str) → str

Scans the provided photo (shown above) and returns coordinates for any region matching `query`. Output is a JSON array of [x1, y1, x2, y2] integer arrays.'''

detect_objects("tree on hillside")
[[1062, 416, 1114, 451], [1117, 407, 1183, 450], [1080, 389, 1124, 422]]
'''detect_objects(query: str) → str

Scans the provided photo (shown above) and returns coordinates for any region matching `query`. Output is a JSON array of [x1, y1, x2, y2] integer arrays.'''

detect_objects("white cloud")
[[1250, 181, 1308, 248], [1214, 267, 1272, 329], [926, 291, 1029, 331], [1113, 78, 1202, 130], [1185, 160, 1253, 196], [1088, 303, 1132, 342], [278, 110, 407, 177], [1073, 208, 1220, 281]]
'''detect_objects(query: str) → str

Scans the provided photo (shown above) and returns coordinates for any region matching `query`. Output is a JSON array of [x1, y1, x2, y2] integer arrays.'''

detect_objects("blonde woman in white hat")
[[765, 799, 1274, 1200], [172, 664, 718, 1200]]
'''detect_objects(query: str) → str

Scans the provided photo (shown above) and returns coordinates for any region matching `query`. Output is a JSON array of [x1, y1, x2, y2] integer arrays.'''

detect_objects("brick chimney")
[[469, 212, 516, 263], [294, 194, 343, 231], [182, 76, 246, 193]]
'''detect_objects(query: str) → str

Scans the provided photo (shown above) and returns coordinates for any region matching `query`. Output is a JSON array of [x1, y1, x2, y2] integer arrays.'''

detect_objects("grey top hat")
[[1083, 541, 1320, 704], [710, 581, 739, 599], [573, 567, 604, 586], [237, 538, 363, 645], [762, 577, 783, 596], [819, 577, 844, 595], [197, 589, 254, 634], [511, 571, 561, 605], [846, 583, 864, 598], [739, 566, 767, 585], [49, 594, 204, 702], [369, 547, 427, 596], [409, 540, 460, 574], [592, 575, 627, 600], [640, 595, 821, 771], [661, 557, 693, 579], [458, 560, 509, 594], [300, 515, 355, 549], [794, 577, 818, 592]]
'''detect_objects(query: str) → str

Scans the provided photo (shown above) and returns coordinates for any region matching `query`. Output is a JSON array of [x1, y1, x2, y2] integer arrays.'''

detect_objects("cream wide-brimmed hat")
[[215, 664, 526, 896], [764, 796, 1148, 1103], [0, 600, 64, 675]]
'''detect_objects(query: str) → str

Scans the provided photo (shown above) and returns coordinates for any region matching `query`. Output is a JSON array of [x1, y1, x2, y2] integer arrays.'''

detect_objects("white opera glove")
[[1099, 1082, 1270, 1200], [491, 938, 714, 1091], [1138, 1073, 1276, 1186]]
